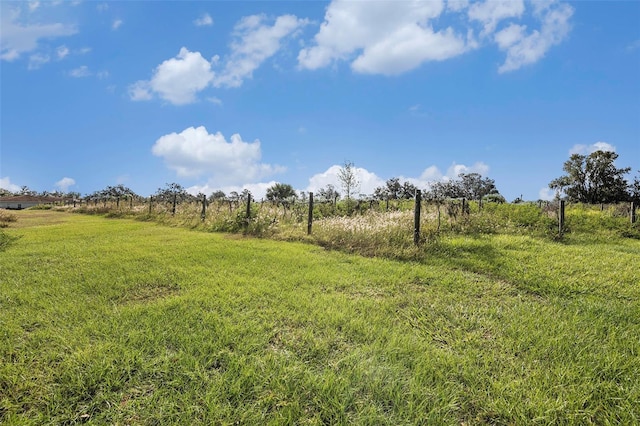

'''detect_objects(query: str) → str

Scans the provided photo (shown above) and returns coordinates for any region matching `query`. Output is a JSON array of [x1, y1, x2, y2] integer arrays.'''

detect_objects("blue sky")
[[1, 0, 639, 201]]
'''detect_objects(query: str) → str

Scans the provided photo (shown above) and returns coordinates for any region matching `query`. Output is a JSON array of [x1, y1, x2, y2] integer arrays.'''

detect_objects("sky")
[[1, 0, 639, 201]]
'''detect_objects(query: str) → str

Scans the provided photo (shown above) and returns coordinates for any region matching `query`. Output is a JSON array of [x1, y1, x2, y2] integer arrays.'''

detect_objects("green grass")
[[1, 210, 639, 424]]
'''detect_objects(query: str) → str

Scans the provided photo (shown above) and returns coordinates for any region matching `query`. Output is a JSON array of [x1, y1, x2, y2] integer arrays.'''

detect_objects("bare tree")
[[337, 161, 360, 203]]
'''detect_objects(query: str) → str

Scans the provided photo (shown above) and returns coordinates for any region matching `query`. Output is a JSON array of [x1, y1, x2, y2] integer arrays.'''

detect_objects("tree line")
[[2, 152, 638, 206]]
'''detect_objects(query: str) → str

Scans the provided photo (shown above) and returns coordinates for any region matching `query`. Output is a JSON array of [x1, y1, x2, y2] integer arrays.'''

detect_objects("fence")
[[61, 194, 638, 243]]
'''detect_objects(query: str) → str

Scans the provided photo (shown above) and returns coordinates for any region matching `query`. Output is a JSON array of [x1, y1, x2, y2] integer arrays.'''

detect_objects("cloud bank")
[[298, 0, 573, 75], [129, 1, 573, 105]]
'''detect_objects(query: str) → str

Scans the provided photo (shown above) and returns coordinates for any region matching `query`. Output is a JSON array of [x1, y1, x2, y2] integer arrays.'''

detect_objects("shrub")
[[29, 204, 53, 210], [0, 210, 18, 229]]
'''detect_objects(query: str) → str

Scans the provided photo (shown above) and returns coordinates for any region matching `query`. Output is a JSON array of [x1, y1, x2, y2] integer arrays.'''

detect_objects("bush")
[[0, 210, 18, 229], [29, 204, 53, 210]]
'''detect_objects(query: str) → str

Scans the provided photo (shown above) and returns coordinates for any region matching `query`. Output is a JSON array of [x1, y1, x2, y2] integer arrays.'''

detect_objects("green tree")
[[317, 184, 340, 204], [266, 183, 297, 206], [240, 189, 252, 202], [629, 171, 640, 204], [549, 150, 631, 203], [208, 190, 226, 203], [384, 178, 402, 199], [156, 183, 189, 214], [400, 181, 417, 199], [426, 180, 464, 200], [458, 173, 496, 200]]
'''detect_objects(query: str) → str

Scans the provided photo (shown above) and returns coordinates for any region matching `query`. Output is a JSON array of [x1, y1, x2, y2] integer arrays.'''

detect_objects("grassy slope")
[[0, 211, 638, 425]]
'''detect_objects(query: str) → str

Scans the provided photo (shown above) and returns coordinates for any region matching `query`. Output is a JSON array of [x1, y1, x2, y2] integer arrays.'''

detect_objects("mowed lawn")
[[1, 210, 638, 424]]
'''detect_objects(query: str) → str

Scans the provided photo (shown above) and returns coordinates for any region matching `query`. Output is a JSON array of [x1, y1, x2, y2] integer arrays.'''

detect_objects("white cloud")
[[214, 14, 309, 88], [569, 141, 616, 155], [130, 15, 306, 103], [419, 165, 443, 181], [447, 0, 469, 12], [298, 0, 469, 75], [538, 187, 556, 201], [28, 52, 49, 69], [351, 26, 467, 75], [97, 3, 109, 12], [112, 19, 123, 30], [299, 0, 572, 75], [0, 5, 77, 61], [128, 80, 153, 101], [152, 126, 285, 185], [56, 45, 69, 59], [0, 177, 21, 193], [496, 2, 573, 73], [194, 13, 213, 27], [445, 161, 490, 178], [131, 47, 215, 105], [28, 1, 40, 13], [494, 23, 526, 49], [55, 177, 75, 192], [627, 39, 640, 52], [468, 0, 525, 36], [207, 96, 223, 105], [306, 165, 385, 196], [69, 65, 90, 77]]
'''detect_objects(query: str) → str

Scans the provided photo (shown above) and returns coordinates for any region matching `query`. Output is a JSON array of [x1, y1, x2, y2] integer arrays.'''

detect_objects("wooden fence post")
[[559, 200, 565, 236], [172, 193, 177, 216], [201, 194, 207, 221], [130, 197, 133, 210], [149, 196, 153, 215], [307, 192, 314, 235], [632, 201, 637, 224], [414, 190, 422, 245], [245, 193, 252, 221]]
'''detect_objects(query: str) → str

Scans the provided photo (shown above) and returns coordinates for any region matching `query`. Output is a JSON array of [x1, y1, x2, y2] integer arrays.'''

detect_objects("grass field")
[[1, 210, 638, 424]]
